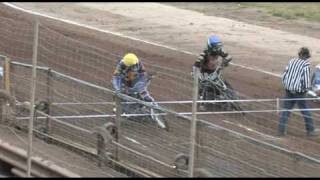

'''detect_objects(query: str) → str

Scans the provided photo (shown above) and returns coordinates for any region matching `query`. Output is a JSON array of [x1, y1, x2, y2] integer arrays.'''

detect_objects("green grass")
[[241, 3, 320, 21], [165, 2, 320, 22]]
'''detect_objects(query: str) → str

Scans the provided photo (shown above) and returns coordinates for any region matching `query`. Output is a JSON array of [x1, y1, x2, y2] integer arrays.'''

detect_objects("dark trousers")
[[278, 90, 315, 134]]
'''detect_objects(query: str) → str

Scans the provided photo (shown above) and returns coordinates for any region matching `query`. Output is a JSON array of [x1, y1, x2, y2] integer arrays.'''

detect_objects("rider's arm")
[[192, 52, 205, 79], [138, 61, 146, 73], [112, 62, 125, 92], [112, 76, 122, 93], [220, 48, 232, 67], [194, 52, 206, 68], [137, 61, 147, 78]]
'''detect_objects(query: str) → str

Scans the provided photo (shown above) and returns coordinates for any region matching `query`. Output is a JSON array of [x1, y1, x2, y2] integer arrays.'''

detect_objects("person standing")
[[278, 47, 319, 137]]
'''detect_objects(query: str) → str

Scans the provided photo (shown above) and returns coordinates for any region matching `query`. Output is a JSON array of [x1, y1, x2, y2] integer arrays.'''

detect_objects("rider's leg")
[[120, 83, 132, 115], [140, 91, 155, 102], [223, 79, 233, 90], [198, 83, 207, 111]]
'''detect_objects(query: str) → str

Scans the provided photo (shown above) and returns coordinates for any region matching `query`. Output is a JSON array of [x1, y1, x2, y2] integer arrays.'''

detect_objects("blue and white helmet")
[[207, 35, 223, 54]]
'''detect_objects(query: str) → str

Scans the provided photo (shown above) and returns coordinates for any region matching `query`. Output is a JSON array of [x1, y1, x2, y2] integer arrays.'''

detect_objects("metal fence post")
[[189, 67, 199, 177], [115, 95, 122, 161], [27, 19, 39, 177]]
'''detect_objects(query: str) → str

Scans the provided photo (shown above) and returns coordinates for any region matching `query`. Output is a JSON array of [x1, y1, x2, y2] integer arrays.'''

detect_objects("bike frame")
[[198, 60, 243, 112], [199, 61, 227, 98], [120, 74, 168, 130]]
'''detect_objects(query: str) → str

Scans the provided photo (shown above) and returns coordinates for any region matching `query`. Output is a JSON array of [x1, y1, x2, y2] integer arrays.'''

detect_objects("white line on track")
[[3, 2, 281, 78], [124, 136, 148, 149], [223, 120, 280, 140]]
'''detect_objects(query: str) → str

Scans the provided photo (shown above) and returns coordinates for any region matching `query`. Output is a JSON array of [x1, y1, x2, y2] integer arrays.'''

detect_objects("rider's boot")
[[199, 95, 207, 111]]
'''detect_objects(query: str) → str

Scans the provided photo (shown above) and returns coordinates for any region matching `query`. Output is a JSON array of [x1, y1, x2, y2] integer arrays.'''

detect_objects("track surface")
[[1, 3, 320, 177], [9, 3, 320, 75]]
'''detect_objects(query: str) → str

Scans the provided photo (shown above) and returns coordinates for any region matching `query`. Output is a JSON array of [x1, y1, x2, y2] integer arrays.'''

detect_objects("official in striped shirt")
[[282, 57, 310, 93], [278, 47, 318, 137]]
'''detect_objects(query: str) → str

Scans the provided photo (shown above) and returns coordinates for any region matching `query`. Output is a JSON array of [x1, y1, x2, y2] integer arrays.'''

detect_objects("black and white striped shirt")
[[282, 57, 311, 93]]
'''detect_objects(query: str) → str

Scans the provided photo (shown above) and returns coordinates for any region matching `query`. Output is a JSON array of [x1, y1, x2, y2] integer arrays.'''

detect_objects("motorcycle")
[[197, 60, 244, 114], [114, 73, 169, 131], [307, 69, 320, 102]]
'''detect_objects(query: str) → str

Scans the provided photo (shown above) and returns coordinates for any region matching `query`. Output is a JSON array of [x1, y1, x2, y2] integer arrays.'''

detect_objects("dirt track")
[[1, 2, 320, 177], [10, 2, 320, 74]]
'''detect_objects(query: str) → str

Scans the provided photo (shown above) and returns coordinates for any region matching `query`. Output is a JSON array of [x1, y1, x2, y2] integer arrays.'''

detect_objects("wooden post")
[[45, 69, 52, 139], [97, 133, 106, 167], [276, 98, 280, 115], [4, 56, 10, 94], [1, 58, 7, 122], [114, 95, 122, 161], [2, 57, 5, 90], [1, 60, 4, 90], [1, 56, 11, 124], [27, 19, 39, 177], [189, 67, 199, 177]]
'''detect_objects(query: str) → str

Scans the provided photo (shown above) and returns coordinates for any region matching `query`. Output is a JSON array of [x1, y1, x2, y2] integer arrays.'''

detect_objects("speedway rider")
[[112, 53, 168, 130], [112, 53, 154, 102], [192, 35, 233, 111]]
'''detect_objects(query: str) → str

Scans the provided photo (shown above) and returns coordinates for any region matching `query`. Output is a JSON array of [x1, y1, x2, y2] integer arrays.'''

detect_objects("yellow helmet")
[[123, 53, 139, 66]]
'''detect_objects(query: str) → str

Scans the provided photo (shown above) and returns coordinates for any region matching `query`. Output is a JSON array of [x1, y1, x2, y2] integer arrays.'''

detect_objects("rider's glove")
[[198, 73, 204, 81], [194, 62, 201, 68], [139, 72, 146, 78], [222, 56, 232, 67]]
